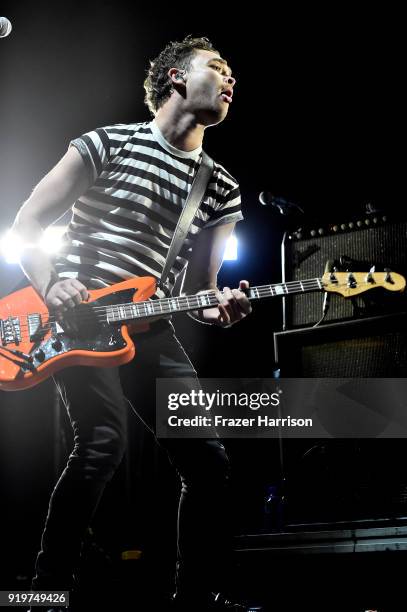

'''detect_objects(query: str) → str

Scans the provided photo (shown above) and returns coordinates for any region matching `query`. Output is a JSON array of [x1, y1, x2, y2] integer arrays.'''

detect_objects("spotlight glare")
[[40, 226, 66, 253], [223, 235, 238, 261], [1, 226, 67, 263]]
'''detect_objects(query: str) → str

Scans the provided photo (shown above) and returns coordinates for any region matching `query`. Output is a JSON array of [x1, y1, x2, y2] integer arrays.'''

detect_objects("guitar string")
[[2, 280, 382, 337], [3, 280, 325, 332], [7, 279, 324, 320], [5, 281, 321, 318], [2, 281, 378, 339]]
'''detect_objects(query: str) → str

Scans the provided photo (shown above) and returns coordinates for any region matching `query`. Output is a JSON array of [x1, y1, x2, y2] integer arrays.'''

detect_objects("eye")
[[211, 64, 222, 72]]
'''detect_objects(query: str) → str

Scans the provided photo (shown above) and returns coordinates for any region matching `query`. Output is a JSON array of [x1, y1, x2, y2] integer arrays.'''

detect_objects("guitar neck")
[[105, 278, 323, 324]]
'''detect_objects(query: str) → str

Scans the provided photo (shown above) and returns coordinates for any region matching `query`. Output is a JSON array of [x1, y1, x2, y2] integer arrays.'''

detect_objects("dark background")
[[0, 1, 405, 600]]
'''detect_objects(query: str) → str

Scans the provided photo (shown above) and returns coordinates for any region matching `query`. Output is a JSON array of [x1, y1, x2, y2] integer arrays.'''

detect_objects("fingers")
[[57, 289, 78, 310], [215, 288, 231, 326], [216, 281, 252, 326], [45, 279, 89, 313], [71, 279, 89, 302], [233, 284, 252, 315]]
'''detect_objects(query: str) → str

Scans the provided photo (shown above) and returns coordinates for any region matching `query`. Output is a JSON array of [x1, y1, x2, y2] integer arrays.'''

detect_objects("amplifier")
[[274, 312, 407, 377], [282, 215, 407, 328], [272, 312, 407, 526]]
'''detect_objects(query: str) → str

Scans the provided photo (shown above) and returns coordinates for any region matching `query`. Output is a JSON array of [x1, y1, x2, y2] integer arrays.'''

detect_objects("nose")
[[224, 75, 236, 88]]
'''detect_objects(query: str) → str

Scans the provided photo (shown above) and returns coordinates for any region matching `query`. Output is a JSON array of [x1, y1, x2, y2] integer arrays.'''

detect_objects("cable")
[[313, 259, 335, 327], [124, 396, 156, 438], [52, 375, 69, 410], [313, 291, 331, 327]]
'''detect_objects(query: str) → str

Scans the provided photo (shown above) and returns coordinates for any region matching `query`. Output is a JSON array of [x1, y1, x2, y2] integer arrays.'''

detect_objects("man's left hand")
[[214, 279, 252, 327]]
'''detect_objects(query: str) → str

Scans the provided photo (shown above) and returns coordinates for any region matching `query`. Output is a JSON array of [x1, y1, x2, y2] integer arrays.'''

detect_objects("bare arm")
[[182, 222, 251, 327], [12, 146, 91, 308]]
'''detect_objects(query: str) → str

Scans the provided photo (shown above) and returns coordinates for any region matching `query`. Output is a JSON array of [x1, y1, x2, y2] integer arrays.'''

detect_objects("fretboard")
[[104, 278, 323, 324]]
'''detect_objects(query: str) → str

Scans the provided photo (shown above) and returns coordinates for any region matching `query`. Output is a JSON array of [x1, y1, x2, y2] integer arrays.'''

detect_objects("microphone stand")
[[259, 193, 306, 532]]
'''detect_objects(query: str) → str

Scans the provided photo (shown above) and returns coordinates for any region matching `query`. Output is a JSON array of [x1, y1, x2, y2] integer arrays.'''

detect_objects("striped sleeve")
[[204, 164, 244, 229], [69, 126, 117, 182]]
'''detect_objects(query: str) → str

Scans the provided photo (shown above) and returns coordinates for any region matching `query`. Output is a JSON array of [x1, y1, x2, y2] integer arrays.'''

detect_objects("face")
[[181, 49, 236, 126]]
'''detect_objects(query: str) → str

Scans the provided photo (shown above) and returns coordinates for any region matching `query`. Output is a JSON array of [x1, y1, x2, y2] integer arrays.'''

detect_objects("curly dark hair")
[[144, 36, 219, 115]]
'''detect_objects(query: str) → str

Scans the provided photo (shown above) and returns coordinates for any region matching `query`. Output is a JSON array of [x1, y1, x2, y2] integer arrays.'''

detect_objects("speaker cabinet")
[[273, 314, 407, 524], [274, 311, 407, 377]]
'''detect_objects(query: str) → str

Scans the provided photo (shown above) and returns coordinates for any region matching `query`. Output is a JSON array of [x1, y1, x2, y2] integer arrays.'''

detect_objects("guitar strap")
[[158, 151, 214, 293]]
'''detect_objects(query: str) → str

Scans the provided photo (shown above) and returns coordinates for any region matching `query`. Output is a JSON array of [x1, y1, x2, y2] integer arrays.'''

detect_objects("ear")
[[168, 68, 186, 84]]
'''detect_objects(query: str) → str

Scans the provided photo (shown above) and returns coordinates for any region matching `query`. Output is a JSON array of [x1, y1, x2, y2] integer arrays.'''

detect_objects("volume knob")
[[34, 349, 45, 362], [52, 339, 63, 352]]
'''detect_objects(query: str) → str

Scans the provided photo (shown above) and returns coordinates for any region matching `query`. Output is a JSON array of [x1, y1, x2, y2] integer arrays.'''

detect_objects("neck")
[[155, 103, 205, 151], [101, 278, 324, 324]]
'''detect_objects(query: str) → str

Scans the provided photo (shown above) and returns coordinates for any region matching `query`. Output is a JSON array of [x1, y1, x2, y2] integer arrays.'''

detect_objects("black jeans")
[[33, 321, 231, 598]]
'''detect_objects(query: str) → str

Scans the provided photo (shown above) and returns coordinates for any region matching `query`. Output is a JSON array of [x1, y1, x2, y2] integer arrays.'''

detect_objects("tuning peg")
[[366, 269, 376, 284], [347, 273, 357, 288], [384, 268, 395, 284]]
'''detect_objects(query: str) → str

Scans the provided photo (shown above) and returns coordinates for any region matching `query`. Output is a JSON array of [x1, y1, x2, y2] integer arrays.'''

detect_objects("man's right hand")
[[45, 279, 89, 313]]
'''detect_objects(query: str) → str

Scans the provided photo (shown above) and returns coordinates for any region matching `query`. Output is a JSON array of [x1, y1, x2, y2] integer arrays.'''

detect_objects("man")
[[13, 36, 257, 611]]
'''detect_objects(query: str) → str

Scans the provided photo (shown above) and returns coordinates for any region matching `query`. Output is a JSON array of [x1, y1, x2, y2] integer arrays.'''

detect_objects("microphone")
[[0, 17, 12, 38], [259, 192, 304, 214]]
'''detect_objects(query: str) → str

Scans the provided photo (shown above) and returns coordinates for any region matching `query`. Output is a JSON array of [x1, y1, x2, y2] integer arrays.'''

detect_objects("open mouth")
[[220, 88, 233, 104]]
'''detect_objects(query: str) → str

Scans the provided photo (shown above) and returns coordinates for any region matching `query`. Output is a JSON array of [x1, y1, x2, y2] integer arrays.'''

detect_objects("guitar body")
[[0, 277, 156, 391]]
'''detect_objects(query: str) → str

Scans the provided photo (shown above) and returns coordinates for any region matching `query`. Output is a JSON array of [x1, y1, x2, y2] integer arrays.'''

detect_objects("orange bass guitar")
[[0, 272, 405, 391]]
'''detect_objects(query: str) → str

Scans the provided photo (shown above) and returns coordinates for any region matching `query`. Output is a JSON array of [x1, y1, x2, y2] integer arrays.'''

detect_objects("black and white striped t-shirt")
[[54, 120, 243, 297]]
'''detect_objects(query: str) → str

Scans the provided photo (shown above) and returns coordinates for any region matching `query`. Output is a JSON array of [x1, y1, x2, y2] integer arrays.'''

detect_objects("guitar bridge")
[[0, 316, 22, 346]]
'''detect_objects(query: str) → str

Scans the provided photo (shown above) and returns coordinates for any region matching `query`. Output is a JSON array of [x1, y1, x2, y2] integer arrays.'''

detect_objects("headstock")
[[321, 271, 406, 297]]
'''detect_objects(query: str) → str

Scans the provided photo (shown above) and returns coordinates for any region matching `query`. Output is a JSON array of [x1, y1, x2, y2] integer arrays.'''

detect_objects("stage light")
[[0, 226, 66, 263], [223, 235, 238, 261]]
